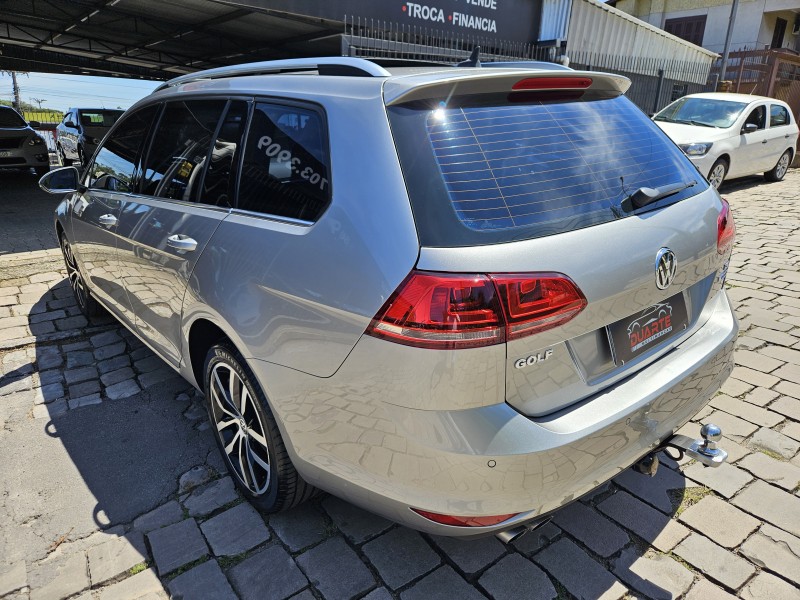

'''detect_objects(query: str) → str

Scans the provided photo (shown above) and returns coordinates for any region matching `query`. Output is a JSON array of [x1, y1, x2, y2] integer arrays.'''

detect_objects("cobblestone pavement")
[[2, 169, 800, 600]]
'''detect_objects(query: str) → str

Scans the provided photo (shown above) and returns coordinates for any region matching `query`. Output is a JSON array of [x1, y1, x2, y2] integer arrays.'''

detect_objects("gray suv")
[[39, 57, 738, 541]]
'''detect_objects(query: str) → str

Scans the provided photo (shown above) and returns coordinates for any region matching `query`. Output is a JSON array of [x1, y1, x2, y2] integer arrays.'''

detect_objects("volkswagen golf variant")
[[39, 57, 738, 540]]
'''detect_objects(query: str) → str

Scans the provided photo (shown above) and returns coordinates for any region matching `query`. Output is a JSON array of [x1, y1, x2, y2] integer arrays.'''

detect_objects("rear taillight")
[[512, 77, 592, 91], [717, 198, 735, 254], [366, 271, 586, 349], [411, 508, 519, 527]]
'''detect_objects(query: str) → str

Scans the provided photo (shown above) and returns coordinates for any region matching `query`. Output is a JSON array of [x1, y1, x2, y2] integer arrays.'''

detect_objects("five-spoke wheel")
[[60, 235, 98, 318]]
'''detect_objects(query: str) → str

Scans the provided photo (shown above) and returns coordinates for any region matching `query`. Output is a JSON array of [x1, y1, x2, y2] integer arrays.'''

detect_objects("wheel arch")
[[187, 317, 230, 391]]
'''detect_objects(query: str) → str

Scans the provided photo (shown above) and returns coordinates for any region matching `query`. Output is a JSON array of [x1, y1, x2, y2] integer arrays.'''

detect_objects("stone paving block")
[[147, 518, 208, 576], [611, 549, 694, 600], [200, 502, 269, 557], [133, 500, 184, 533], [400, 566, 484, 600], [363, 588, 393, 600], [183, 476, 239, 517], [28, 552, 90, 600], [429, 533, 506, 576], [0, 561, 27, 597], [763, 345, 800, 365], [683, 461, 754, 498], [775, 363, 800, 386], [742, 386, 779, 406], [30, 310, 66, 325], [733, 480, 800, 537], [534, 538, 627, 600], [709, 395, 783, 427], [69, 379, 100, 400], [37, 349, 63, 370], [100, 367, 135, 387], [96, 567, 163, 600], [511, 521, 562, 556], [297, 536, 375, 599], [740, 572, 800, 600], [685, 578, 738, 600], [40, 383, 65, 402], [167, 559, 237, 600], [94, 341, 126, 361], [68, 393, 102, 410], [739, 451, 800, 490], [321, 496, 393, 544], [64, 366, 97, 386], [704, 410, 759, 442], [673, 533, 756, 591], [477, 554, 555, 600], [362, 528, 441, 591], [62, 340, 90, 353], [135, 355, 164, 373], [678, 495, 760, 548], [777, 380, 800, 400], [783, 421, 800, 442], [614, 461, 687, 514], [735, 350, 784, 373], [97, 354, 130, 375], [718, 436, 752, 463], [720, 378, 754, 398], [740, 524, 800, 586], [87, 531, 147, 586], [105, 379, 141, 400], [56, 315, 88, 330], [90, 330, 122, 348], [749, 427, 800, 459], [270, 502, 329, 552], [597, 490, 689, 552], [138, 368, 176, 389], [552, 500, 629, 557], [228, 545, 308, 600], [771, 396, 800, 421]]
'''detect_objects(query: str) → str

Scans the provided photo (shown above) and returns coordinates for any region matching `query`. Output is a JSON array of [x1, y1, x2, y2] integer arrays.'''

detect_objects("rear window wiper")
[[619, 180, 697, 213]]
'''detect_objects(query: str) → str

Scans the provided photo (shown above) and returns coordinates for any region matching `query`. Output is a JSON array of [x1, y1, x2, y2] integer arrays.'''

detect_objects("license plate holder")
[[607, 293, 688, 365]]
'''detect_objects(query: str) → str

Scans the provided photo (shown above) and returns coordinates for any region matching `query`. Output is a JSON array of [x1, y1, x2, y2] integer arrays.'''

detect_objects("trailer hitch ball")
[[699, 423, 722, 457]]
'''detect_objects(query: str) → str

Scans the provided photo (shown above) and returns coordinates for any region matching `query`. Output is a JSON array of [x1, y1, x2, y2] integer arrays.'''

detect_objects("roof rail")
[[155, 57, 392, 92]]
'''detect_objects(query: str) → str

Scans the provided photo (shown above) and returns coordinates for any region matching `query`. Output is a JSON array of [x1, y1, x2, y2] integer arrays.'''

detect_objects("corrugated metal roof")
[[566, 0, 717, 84]]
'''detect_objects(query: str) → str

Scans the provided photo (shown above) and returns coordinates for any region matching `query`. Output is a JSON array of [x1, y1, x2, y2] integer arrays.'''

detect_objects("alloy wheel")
[[209, 362, 271, 495], [708, 163, 726, 189], [61, 238, 89, 313], [776, 153, 790, 179]]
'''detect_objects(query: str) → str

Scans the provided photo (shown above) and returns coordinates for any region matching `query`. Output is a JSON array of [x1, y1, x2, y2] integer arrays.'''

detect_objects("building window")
[[671, 84, 689, 102], [665, 15, 707, 46], [772, 17, 788, 49]]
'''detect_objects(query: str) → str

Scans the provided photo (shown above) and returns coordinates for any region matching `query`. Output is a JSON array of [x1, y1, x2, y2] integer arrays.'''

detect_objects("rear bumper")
[[254, 289, 737, 538]]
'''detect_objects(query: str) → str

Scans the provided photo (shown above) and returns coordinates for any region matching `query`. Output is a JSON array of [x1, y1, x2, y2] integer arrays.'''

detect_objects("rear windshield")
[[388, 94, 705, 247], [78, 110, 123, 127], [0, 107, 27, 128]]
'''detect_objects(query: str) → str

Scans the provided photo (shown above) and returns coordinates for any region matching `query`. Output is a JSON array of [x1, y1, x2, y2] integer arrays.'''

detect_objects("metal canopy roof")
[[0, 0, 344, 80]]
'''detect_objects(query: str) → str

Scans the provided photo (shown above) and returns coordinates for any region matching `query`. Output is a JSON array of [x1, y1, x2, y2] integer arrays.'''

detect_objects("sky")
[[0, 72, 160, 112]]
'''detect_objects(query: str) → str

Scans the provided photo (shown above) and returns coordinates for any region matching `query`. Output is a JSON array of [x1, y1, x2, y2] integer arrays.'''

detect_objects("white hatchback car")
[[654, 92, 798, 188]]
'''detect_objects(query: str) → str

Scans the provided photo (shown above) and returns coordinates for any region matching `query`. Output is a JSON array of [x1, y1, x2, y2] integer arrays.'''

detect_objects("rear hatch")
[[384, 69, 732, 417]]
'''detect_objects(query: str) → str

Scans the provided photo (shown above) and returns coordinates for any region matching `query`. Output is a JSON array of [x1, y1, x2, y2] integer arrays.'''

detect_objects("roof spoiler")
[[383, 70, 631, 106]]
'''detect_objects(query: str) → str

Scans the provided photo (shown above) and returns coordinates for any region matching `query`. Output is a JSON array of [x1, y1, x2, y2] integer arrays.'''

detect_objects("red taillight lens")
[[717, 198, 736, 254], [512, 77, 592, 91], [412, 508, 519, 527], [492, 275, 587, 340], [366, 271, 586, 349]]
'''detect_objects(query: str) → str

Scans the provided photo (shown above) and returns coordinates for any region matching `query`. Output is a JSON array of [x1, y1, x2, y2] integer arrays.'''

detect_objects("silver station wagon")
[[40, 57, 738, 542]]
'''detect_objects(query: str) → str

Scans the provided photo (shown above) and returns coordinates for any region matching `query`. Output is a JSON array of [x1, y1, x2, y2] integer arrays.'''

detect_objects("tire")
[[707, 158, 728, 190], [59, 234, 101, 319], [58, 144, 73, 167], [204, 343, 317, 513], [764, 150, 791, 182], [35, 166, 49, 178]]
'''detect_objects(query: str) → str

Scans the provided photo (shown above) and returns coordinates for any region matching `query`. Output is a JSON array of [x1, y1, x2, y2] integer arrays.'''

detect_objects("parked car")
[[0, 105, 49, 176], [39, 57, 738, 541], [56, 108, 124, 167], [654, 92, 798, 189]]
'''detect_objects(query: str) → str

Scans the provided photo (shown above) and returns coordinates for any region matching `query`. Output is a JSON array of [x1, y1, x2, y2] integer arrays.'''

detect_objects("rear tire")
[[764, 150, 791, 182], [707, 159, 728, 189], [204, 344, 317, 513]]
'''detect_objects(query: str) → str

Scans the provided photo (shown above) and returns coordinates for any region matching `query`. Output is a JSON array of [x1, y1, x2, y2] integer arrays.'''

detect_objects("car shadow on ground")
[[6, 276, 708, 598]]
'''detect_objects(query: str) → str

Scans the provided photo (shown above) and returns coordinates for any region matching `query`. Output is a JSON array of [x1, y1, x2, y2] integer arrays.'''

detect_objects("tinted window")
[[770, 104, 790, 127], [89, 105, 158, 193], [0, 107, 27, 128], [389, 95, 705, 246], [142, 100, 226, 201], [238, 102, 330, 221], [199, 101, 248, 208], [78, 110, 123, 128]]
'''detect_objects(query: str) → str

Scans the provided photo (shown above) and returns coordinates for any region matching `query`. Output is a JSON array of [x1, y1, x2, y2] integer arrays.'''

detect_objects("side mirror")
[[28, 120, 41, 128], [742, 123, 758, 134], [65, 121, 76, 128], [39, 166, 80, 194]]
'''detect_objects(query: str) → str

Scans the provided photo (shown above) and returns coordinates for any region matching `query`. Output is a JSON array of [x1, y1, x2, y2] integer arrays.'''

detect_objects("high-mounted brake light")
[[411, 508, 519, 527], [717, 198, 735, 254], [512, 77, 592, 91], [366, 271, 586, 349]]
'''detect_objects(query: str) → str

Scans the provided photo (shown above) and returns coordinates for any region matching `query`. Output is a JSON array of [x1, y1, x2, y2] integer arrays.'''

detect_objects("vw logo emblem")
[[655, 248, 677, 290]]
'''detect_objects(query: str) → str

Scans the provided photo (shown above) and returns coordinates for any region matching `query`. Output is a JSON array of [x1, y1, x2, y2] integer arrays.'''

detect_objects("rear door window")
[[141, 100, 227, 201], [388, 95, 705, 246], [237, 101, 330, 222], [770, 104, 790, 127]]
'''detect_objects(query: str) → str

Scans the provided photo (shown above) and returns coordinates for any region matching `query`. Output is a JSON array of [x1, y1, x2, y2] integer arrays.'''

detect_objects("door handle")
[[98, 213, 117, 227], [166, 234, 198, 253], [762, 140, 768, 144], [785, 134, 791, 138]]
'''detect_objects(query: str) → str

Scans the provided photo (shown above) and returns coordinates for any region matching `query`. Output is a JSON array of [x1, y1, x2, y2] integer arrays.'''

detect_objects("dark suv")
[[56, 108, 123, 167]]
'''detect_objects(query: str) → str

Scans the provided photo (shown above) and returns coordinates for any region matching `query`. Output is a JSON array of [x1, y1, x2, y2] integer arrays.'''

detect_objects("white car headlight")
[[678, 142, 713, 157]]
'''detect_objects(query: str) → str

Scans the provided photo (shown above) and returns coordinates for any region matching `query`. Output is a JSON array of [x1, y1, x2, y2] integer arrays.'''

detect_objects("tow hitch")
[[634, 423, 728, 478]]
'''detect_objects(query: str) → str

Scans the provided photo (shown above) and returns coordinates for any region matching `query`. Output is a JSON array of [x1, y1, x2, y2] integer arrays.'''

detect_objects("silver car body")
[[0, 105, 49, 172], [52, 58, 738, 537]]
